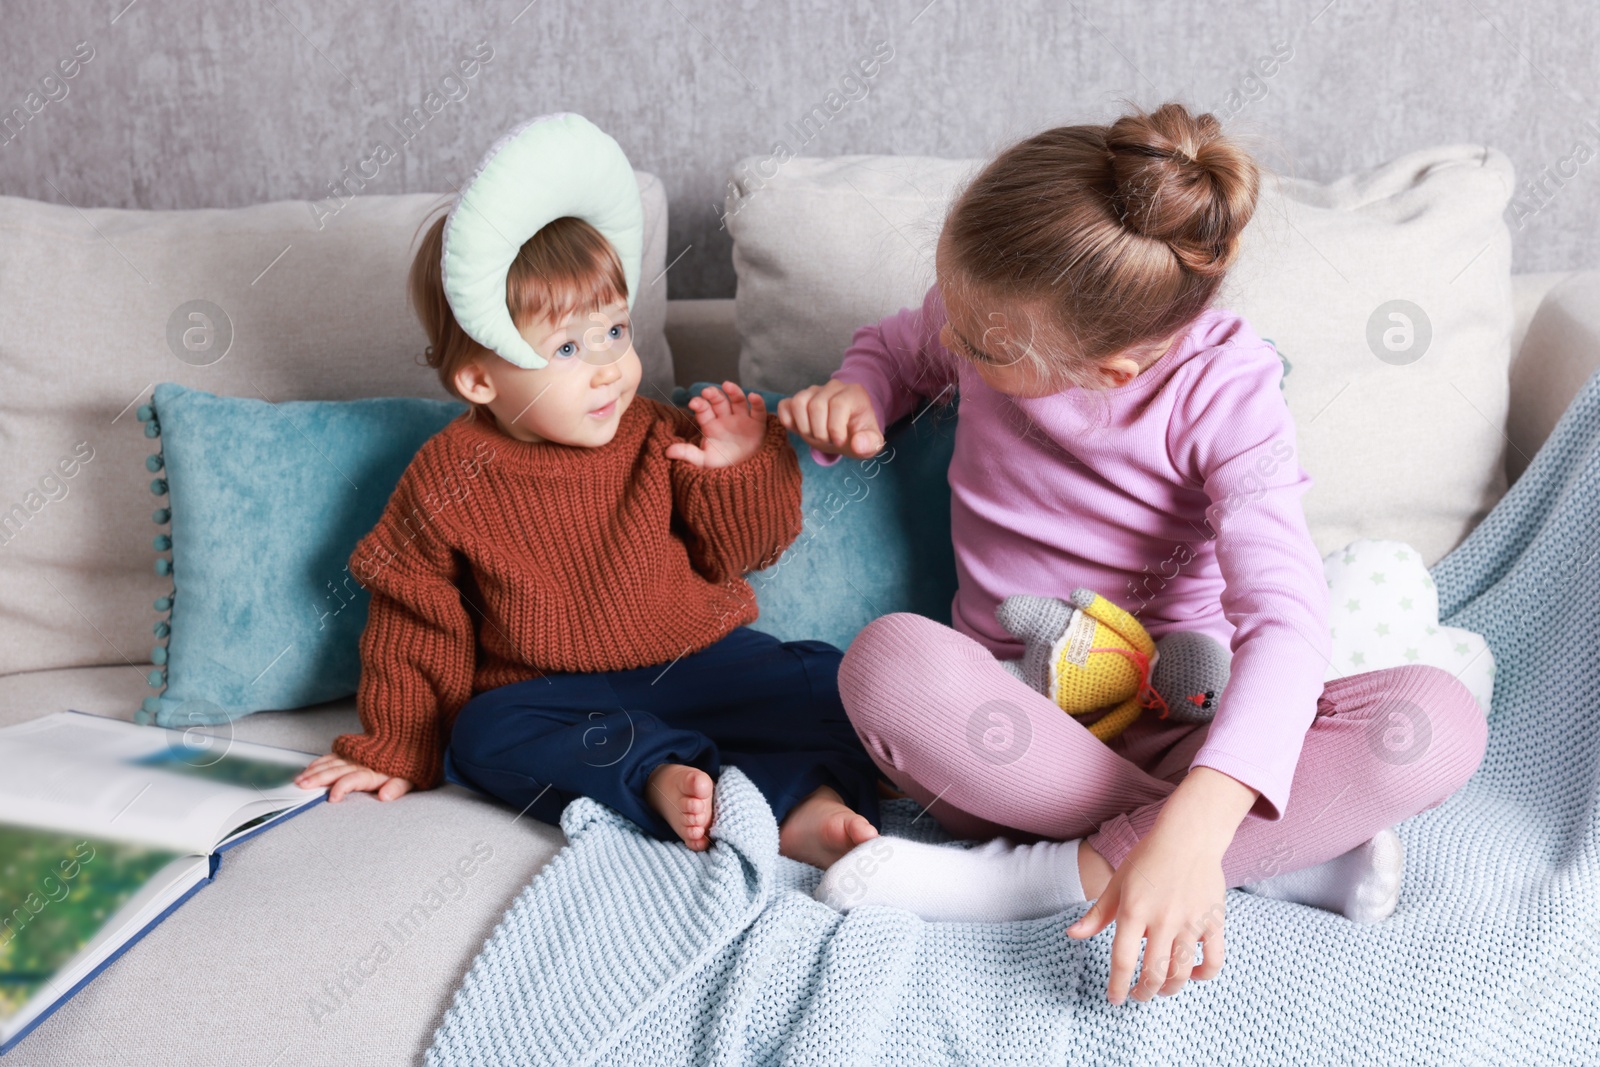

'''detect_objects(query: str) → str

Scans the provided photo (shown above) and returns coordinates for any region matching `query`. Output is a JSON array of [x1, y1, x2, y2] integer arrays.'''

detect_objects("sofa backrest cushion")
[[0, 178, 673, 675], [1507, 271, 1600, 485], [725, 144, 1516, 570]]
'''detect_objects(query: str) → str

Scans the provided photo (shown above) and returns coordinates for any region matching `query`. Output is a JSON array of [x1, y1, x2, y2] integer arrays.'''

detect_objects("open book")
[[0, 710, 327, 1056]]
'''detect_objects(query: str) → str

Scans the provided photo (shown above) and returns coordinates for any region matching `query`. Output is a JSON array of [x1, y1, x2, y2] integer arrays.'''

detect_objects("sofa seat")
[[0, 664, 565, 1067]]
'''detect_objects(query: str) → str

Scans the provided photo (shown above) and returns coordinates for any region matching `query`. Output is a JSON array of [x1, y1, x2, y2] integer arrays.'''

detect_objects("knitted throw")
[[426, 369, 1600, 1066]]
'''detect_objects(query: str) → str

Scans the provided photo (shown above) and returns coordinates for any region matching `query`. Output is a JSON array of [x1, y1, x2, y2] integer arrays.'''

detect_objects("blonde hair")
[[938, 101, 1261, 396], [408, 205, 630, 419]]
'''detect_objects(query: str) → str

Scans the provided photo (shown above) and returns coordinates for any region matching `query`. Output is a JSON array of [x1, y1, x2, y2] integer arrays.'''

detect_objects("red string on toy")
[[1087, 645, 1172, 719]]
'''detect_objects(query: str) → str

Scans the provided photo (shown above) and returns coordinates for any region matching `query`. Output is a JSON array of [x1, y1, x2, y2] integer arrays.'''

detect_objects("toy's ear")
[[996, 594, 1073, 699], [996, 594, 1072, 644]]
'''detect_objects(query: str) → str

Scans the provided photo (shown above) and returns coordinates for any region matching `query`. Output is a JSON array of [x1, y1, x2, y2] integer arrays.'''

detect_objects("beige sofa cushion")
[[726, 144, 1515, 568], [1506, 271, 1600, 485], [729, 153, 976, 397], [0, 179, 674, 676]]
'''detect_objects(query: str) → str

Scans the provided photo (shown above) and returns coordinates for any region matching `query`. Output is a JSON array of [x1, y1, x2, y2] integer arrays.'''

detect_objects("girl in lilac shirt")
[[779, 102, 1487, 1007]]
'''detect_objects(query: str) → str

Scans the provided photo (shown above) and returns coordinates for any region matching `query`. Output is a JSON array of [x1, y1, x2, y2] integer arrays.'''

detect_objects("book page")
[[0, 821, 201, 1043], [0, 712, 323, 855]]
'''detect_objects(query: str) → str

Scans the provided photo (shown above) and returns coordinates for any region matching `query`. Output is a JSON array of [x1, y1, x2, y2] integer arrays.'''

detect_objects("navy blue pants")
[[442, 626, 884, 841]]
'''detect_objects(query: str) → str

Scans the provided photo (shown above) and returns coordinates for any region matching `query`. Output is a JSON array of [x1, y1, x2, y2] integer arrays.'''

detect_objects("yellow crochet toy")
[[997, 588, 1232, 743]]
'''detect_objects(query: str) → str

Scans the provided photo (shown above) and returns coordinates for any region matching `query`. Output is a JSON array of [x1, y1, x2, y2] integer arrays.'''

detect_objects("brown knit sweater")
[[330, 395, 803, 789]]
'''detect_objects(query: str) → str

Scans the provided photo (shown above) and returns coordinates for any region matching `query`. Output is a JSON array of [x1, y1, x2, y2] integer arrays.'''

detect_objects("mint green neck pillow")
[[440, 112, 643, 370]]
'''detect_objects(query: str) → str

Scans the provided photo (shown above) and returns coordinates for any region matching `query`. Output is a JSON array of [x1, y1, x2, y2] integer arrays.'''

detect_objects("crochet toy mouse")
[[996, 588, 1232, 743]]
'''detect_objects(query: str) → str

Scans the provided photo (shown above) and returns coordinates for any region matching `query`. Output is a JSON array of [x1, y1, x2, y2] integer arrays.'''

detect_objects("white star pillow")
[[1322, 539, 1495, 716]]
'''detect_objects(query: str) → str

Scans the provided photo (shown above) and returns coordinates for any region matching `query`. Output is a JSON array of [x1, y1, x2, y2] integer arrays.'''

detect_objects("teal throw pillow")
[[135, 383, 465, 727], [670, 382, 958, 652], [136, 380, 959, 727]]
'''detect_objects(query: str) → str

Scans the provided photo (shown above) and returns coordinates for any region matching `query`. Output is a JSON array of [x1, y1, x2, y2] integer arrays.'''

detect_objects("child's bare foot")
[[646, 762, 716, 851], [778, 784, 879, 869]]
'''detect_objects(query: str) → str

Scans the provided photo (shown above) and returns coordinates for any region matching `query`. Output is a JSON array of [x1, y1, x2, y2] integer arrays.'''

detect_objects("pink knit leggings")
[[839, 613, 1489, 887]]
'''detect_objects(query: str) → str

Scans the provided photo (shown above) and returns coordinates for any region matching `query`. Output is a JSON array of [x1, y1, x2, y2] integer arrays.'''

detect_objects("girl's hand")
[[1065, 810, 1229, 1004], [1066, 767, 1254, 1004], [777, 380, 884, 459], [294, 753, 414, 803], [666, 381, 769, 469]]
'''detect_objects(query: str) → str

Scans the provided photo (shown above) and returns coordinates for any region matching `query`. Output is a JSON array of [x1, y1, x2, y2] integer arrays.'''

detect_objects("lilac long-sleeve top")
[[811, 283, 1332, 822]]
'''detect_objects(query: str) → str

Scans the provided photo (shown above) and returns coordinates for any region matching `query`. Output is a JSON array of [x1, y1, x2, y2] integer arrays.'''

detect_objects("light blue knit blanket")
[[426, 370, 1600, 1067]]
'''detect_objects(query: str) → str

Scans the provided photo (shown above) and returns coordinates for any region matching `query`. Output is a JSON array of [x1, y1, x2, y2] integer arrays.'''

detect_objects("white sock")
[[813, 834, 1087, 922], [1241, 827, 1406, 923]]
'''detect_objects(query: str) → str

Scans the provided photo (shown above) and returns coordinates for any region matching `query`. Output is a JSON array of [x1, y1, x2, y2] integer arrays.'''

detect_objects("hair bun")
[[1104, 102, 1259, 277]]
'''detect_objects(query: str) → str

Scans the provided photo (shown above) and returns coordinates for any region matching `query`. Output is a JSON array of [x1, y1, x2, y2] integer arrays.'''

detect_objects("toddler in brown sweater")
[[293, 210, 884, 869]]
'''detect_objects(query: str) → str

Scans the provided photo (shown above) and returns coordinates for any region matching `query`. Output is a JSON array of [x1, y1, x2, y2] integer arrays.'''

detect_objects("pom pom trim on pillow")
[[136, 400, 173, 722], [440, 111, 644, 370]]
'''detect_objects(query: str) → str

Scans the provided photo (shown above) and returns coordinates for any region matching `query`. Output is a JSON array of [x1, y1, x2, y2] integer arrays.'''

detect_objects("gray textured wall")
[[2, 0, 1595, 299]]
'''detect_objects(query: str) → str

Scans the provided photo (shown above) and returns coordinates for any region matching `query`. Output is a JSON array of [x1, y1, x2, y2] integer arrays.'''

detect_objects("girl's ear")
[[1099, 356, 1141, 389], [454, 357, 498, 405]]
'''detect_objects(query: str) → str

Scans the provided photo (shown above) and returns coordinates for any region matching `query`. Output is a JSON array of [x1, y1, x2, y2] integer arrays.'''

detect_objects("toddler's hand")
[[777, 381, 883, 459], [666, 381, 769, 469], [294, 753, 414, 803]]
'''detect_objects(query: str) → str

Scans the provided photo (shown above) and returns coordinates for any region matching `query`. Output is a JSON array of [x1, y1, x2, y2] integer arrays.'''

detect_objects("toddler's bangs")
[[506, 215, 630, 331]]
